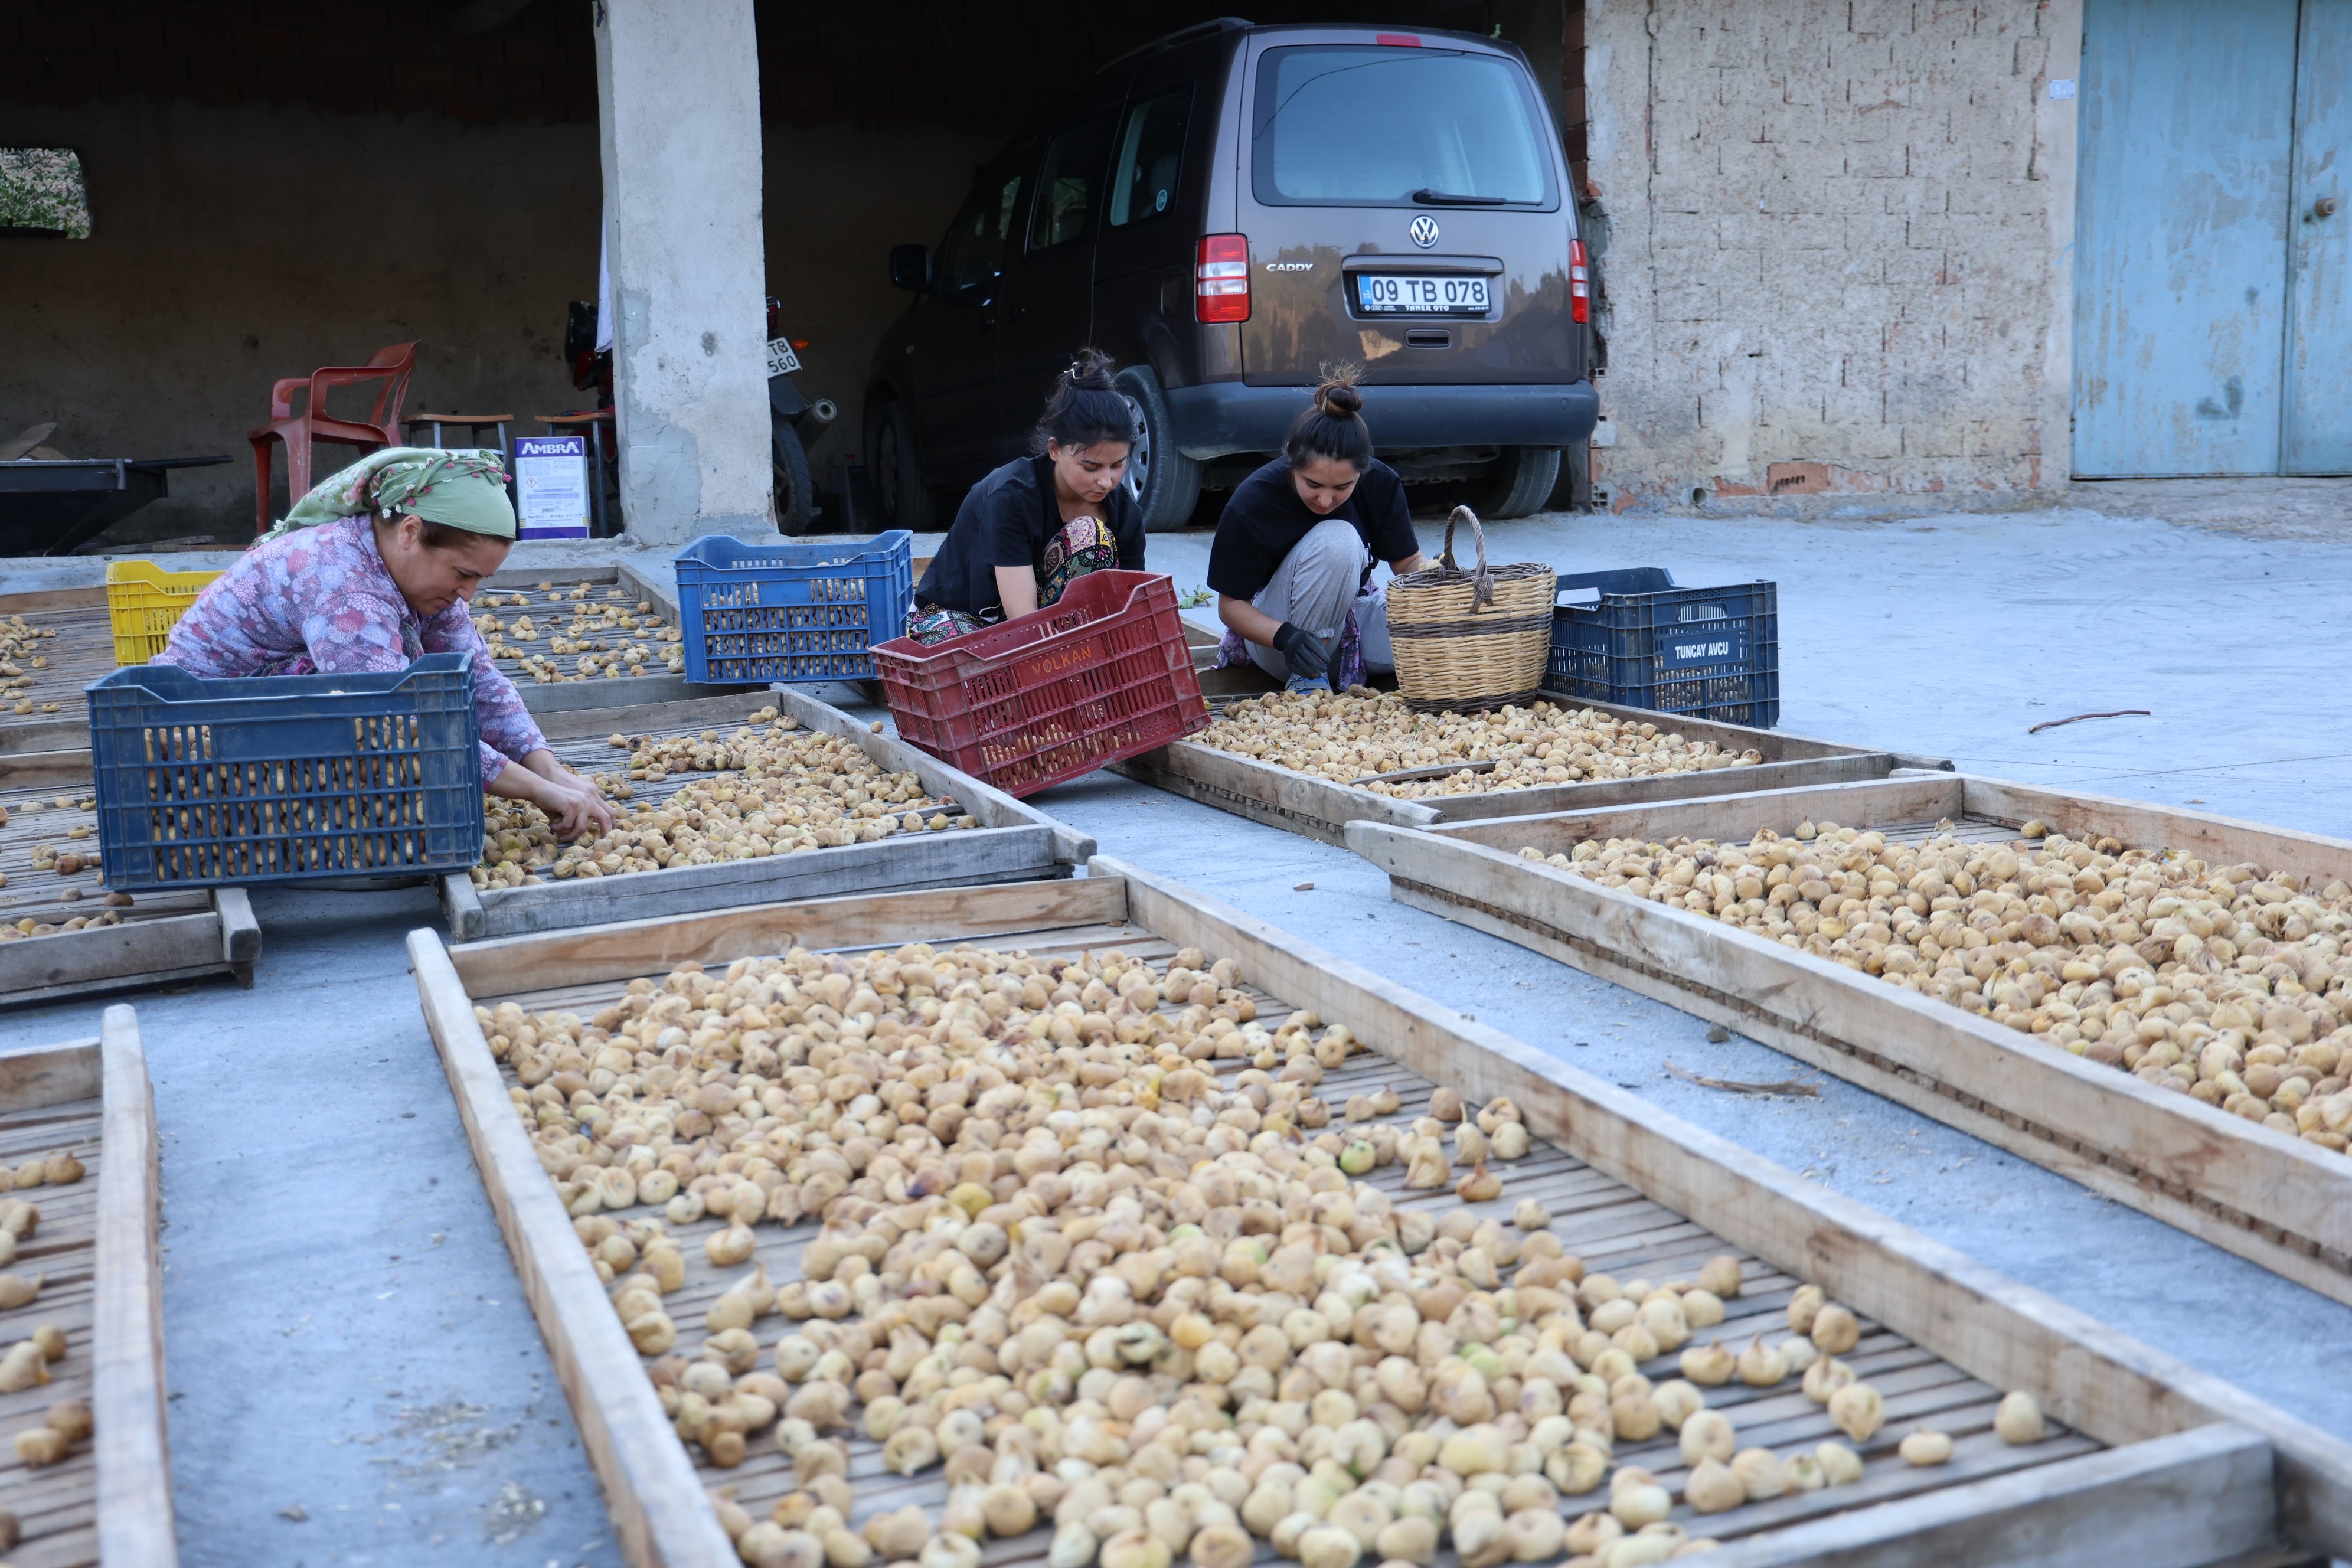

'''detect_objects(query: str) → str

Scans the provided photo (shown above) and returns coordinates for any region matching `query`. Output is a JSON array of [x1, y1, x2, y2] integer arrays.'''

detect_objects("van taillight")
[[1197, 234, 1250, 324], [1570, 238, 1590, 325]]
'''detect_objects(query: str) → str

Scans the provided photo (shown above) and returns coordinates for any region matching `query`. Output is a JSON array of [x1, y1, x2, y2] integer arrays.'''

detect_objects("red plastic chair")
[[246, 341, 418, 534]]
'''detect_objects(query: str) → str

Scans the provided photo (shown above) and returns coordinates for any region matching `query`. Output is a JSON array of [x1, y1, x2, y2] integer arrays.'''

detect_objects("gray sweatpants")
[[1246, 517, 1395, 681]]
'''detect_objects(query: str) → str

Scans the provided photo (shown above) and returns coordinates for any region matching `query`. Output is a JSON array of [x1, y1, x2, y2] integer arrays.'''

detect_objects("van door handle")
[[979, 315, 997, 332], [1010, 305, 1028, 322]]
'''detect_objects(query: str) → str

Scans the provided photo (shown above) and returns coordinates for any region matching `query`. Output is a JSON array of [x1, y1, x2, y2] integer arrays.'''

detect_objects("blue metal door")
[[2286, 0, 2352, 472], [2073, 0, 2301, 477]]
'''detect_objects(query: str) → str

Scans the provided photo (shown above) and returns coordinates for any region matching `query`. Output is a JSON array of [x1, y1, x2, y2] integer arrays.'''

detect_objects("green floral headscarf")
[[270, 447, 516, 539]]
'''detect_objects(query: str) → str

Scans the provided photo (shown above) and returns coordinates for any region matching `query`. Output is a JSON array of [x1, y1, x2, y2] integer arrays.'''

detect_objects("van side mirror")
[[888, 244, 933, 292]]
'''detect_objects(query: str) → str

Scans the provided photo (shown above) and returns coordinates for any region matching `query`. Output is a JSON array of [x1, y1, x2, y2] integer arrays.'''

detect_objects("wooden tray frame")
[[437, 686, 1093, 941], [407, 867, 2352, 1568], [478, 565, 772, 716], [0, 761, 256, 1008], [1, 889, 256, 1010], [1345, 772, 2352, 1306], [3, 708, 257, 1009], [0, 1005, 177, 1566], [0, 740, 93, 792], [1114, 691, 1940, 846]]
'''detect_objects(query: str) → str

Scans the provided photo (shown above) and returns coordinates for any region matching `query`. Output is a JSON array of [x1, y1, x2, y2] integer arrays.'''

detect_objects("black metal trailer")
[[0, 455, 230, 556]]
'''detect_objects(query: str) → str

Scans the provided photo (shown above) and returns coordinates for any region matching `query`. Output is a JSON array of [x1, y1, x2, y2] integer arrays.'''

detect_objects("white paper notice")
[[513, 435, 590, 539]]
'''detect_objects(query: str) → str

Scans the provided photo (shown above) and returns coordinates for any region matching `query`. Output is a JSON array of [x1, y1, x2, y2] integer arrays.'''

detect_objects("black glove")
[[1271, 621, 1330, 680]]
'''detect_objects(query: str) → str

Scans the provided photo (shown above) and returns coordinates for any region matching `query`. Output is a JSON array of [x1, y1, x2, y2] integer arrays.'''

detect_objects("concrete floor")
[[12, 488, 2352, 1566]]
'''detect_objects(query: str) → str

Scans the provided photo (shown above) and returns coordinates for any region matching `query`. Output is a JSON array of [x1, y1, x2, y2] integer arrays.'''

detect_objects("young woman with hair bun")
[[1206, 370, 1429, 691], [904, 348, 1147, 643]]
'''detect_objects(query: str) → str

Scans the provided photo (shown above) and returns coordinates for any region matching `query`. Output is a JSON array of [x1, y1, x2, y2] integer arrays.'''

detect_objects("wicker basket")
[[1386, 506, 1557, 713]]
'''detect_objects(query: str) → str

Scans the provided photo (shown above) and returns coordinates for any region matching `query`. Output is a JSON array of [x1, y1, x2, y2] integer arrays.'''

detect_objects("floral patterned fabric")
[[903, 605, 996, 646], [154, 515, 544, 785], [1037, 515, 1121, 607]]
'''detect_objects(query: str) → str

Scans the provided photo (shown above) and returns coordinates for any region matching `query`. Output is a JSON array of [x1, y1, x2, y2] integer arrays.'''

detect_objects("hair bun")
[[1065, 347, 1118, 393], [1314, 375, 1363, 418]]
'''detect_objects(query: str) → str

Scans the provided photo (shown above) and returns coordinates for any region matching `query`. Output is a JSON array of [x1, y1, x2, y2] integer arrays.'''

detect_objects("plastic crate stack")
[[871, 570, 1208, 797], [104, 560, 224, 665], [1546, 567, 1779, 727], [87, 654, 484, 888], [674, 531, 913, 683]]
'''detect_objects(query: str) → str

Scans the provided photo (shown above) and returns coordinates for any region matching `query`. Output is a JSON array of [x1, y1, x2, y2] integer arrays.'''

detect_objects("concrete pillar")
[[593, 0, 775, 545]]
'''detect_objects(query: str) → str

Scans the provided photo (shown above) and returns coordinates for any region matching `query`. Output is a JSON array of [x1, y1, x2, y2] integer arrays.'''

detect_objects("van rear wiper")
[[1410, 188, 1509, 205]]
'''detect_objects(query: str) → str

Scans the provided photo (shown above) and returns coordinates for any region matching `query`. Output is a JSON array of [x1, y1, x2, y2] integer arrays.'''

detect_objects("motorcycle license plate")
[[1355, 275, 1491, 314], [766, 337, 802, 377]]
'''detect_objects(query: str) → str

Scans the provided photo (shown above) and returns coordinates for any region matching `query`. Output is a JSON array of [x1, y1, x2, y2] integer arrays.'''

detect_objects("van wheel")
[[869, 400, 934, 531], [1114, 367, 1203, 532], [1466, 446, 1563, 520]]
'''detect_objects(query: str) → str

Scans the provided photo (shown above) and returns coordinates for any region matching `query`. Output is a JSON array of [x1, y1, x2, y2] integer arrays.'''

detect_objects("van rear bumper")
[[1166, 380, 1599, 459]]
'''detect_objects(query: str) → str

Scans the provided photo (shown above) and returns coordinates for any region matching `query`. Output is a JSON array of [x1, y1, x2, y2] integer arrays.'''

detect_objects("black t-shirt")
[[914, 456, 1146, 618], [1206, 458, 1418, 603]]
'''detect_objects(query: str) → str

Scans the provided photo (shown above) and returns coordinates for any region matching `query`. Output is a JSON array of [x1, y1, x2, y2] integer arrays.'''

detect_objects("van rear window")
[[1251, 45, 1556, 210]]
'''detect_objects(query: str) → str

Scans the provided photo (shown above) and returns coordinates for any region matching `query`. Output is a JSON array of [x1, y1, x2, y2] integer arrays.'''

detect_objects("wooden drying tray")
[[1346, 772, 2352, 1306], [407, 866, 2352, 1568], [439, 684, 1093, 941], [0, 782, 255, 1009], [475, 566, 771, 717], [1113, 694, 1944, 848], [0, 1007, 176, 1566], [0, 587, 110, 783]]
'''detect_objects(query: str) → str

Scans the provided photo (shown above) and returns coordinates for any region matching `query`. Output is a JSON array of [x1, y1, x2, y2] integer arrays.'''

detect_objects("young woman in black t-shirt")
[[1206, 373, 1429, 691], [905, 350, 1146, 644]]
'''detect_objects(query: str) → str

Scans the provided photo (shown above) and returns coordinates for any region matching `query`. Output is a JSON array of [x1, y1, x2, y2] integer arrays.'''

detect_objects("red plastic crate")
[[872, 571, 1209, 798]]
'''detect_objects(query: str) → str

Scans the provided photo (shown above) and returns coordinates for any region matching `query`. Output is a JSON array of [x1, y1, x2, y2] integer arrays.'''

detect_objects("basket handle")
[[1438, 505, 1497, 612]]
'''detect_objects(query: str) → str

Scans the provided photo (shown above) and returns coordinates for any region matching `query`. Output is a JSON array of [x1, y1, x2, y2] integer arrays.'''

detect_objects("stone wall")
[[1580, 0, 2080, 506]]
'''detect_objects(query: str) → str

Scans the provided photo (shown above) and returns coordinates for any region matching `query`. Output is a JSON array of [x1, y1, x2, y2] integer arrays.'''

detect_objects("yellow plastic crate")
[[105, 560, 224, 665]]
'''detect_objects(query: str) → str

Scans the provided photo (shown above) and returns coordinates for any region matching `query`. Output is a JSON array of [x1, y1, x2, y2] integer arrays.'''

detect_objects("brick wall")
[[1581, 0, 2076, 504]]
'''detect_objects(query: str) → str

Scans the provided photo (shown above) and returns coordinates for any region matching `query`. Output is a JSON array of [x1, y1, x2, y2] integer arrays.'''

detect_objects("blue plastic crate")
[[1546, 569, 1780, 728], [88, 654, 484, 890], [675, 531, 913, 683]]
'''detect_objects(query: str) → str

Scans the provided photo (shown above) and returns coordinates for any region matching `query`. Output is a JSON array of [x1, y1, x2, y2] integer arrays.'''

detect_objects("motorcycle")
[[563, 298, 838, 535]]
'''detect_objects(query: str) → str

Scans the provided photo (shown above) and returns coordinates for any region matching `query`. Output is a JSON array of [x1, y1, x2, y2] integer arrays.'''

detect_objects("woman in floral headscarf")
[[156, 448, 614, 838]]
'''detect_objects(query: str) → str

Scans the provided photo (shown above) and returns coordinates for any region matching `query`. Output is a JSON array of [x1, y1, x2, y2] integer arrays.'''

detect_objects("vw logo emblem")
[[1409, 215, 1440, 249]]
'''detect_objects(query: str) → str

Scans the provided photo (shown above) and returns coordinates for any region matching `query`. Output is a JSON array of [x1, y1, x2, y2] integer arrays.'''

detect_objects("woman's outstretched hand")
[[494, 751, 618, 839]]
